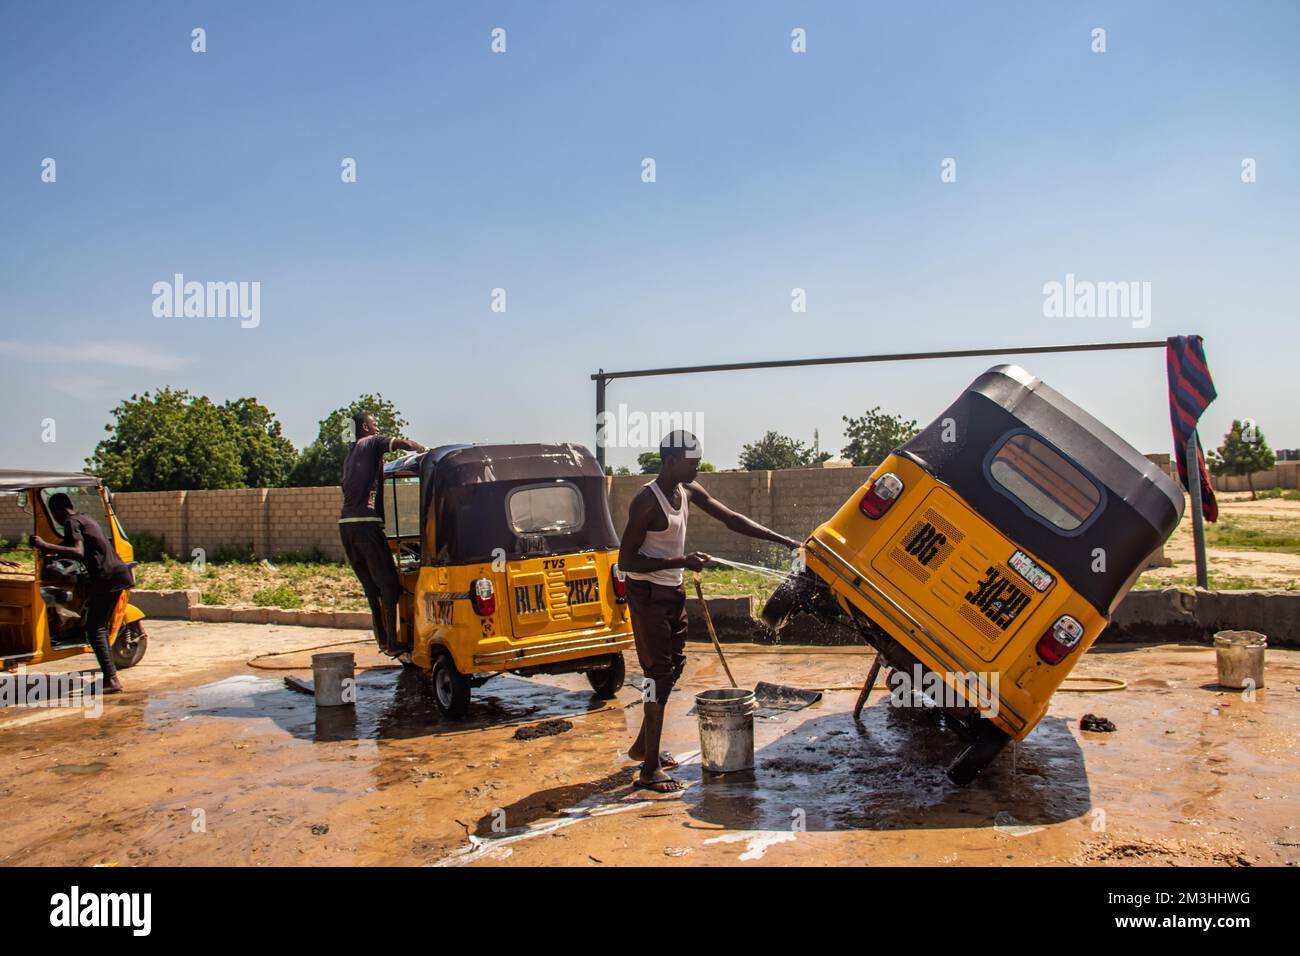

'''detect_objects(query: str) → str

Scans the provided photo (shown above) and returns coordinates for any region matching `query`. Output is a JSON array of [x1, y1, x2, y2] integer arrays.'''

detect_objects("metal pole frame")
[[591, 340, 1166, 468]]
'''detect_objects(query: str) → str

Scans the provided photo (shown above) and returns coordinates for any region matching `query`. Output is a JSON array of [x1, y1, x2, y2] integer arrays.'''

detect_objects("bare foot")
[[633, 770, 685, 794], [627, 749, 679, 770]]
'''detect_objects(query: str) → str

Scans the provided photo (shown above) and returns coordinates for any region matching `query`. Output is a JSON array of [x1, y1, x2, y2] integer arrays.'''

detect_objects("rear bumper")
[[805, 533, 1033, 739], [471, 628, 634, 670]]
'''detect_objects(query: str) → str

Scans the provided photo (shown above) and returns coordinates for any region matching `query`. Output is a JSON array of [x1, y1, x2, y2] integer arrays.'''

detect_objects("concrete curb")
[[130, 590, 755, 638], [129, 587, 1298, 648]]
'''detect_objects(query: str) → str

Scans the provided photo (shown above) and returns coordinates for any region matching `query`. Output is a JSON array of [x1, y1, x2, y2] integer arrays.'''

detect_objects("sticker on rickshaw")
[[566, 577, 600, 606], [514, 583, 547, 615], [1008, 550, 1053, 592], [964, 566, 1033, 631]]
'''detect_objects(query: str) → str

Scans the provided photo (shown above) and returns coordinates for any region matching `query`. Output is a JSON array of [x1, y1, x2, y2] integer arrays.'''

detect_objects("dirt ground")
[[1, 620, 1295, 867], [1141, 492, 1300, 589]]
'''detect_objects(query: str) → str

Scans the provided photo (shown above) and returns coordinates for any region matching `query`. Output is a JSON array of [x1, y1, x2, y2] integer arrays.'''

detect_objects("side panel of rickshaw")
[[0, 484, 139, 672], [805, 454, 1107, 741]]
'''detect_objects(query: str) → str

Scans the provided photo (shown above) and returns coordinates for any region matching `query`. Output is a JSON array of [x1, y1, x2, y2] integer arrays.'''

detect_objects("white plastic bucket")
[[695, 688, 756, 773], [312, 652, 356, 707], [1214, 631, 1266, 690]]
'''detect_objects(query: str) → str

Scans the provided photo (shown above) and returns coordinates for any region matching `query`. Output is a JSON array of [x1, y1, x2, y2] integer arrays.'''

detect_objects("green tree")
[[1211, 419, 1276, 500], [637, 452, 661, 475], [289, 394, 410, 487], [88, 389, 246, 491], [840, 407, 920, 467], [223, 397, 299, 489], [739, 431, 829, 471]]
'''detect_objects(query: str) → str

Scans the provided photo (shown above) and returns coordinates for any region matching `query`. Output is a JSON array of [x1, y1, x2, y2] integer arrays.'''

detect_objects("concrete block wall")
[[607, 466, 874, 564], [1212, 460, 1299, 493], [6, 452, 1188, 565], [0, 495, 29, 543]]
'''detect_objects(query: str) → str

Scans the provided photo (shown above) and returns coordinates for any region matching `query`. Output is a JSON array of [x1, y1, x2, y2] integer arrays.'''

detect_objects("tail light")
[[1036, 614, 1083, 665], [859, 473, 904, 518], [471, 577, 496, 617], [611, 564, 627, 603]]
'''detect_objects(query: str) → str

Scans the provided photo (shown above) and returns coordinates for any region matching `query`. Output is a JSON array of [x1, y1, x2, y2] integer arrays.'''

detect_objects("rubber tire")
[[110, 622, 148, 670], [945, 723, 1011, 786], [761, 571, 818, 630], [429, 651, 471, 719], [586, 652, 626, 699]]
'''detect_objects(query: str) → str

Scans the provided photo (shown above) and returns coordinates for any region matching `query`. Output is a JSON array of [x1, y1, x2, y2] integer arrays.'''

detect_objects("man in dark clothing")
[[340, 411, 426, 655], [32, 493, 135, 694]]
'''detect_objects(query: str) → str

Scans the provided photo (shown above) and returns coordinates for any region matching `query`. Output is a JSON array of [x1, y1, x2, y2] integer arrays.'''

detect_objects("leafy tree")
[[697, 462, 716, 473], [840, 407, 920, 467], [289, 394, 409, 487], [88, 388, 246, 491], [1211, 419, 1276, 500], [739, 431, 830, 471], [637, 452, 661, 475], [224, 397, 299, 489]]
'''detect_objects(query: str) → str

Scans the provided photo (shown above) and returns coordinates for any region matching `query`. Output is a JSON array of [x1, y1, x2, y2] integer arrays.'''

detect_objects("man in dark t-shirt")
[[340, 411, 426, 655], [32, 493, 135, 693]]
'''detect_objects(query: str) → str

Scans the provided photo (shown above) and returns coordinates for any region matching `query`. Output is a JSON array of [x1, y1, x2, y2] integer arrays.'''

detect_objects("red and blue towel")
[[1166, 335, 1218, 523]]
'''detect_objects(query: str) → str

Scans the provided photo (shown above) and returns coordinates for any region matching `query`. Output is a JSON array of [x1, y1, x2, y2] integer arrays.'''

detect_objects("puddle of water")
[[48, 762, 109, 776], [144, 668, 617, 743]]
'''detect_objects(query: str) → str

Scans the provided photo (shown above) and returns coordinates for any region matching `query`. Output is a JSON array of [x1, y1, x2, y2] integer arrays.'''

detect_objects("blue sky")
[[2, 1, 1296, 475]]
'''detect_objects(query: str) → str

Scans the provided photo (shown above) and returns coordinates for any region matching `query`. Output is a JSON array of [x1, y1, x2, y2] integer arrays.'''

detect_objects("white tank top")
[[625, 480, 689, 587]]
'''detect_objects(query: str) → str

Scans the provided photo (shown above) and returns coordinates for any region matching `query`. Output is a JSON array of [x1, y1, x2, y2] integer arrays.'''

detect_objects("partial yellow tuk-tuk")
[[378, 444, 632, 717], [0, 472, 148, 674], [764, 366, 1183, 784]]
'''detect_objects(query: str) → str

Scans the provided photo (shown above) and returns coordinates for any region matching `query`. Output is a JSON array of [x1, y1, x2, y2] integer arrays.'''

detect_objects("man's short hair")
[[47, 492, 73, 515], [351, 411, 372, 434], [660, 430, 701, 463]]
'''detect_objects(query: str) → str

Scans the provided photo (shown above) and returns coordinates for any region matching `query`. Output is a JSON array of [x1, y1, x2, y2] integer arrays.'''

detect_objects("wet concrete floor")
[[0, 621, 1295, 866]]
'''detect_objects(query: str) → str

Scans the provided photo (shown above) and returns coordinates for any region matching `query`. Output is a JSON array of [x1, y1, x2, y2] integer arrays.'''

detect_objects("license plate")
[[1008, 550, 1053, 592]]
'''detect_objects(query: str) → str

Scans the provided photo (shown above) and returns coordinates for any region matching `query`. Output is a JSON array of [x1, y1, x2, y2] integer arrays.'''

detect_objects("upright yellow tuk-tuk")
[[764, 365, 1183, 784], [377, 444, 633, 718], [0, 472, 148, 674]]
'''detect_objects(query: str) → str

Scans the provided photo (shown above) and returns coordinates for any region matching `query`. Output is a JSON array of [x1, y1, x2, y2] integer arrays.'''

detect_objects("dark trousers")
[[339, 521, 401, 605], [85, 590, 123, 682], [625, 578, 689, 700]]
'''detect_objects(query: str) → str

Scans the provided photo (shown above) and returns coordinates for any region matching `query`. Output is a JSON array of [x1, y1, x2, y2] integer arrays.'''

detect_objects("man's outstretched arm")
[[685, 482, 801, 551]]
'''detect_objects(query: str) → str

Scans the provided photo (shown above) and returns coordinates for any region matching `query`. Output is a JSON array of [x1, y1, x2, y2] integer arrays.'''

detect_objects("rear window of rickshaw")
[[986, 433, 1101, 532], [507, 482, 585, 535]]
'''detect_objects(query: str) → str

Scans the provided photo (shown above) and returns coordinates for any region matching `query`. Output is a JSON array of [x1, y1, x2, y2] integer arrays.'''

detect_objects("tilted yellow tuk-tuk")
[[764, 366, 1183, 784], [0, 471, 148, 674], [377, 444, 632, 718]]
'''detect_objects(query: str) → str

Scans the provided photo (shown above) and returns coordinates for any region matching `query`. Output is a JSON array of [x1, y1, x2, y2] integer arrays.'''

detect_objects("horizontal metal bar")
[[591, 340, 1166, 382]]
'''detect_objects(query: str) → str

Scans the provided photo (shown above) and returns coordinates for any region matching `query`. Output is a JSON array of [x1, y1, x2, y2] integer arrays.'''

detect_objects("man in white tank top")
[[619, 430, 800, 793]]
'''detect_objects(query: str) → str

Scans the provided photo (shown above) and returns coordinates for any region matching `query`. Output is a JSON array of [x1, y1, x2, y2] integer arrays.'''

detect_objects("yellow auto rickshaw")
[[764, 365, 1183, 784], [0, 471, 148, 674], [377, 443, 632, 718]]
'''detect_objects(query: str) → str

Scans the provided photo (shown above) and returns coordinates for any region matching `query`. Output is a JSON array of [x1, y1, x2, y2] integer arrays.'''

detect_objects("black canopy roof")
[[899, 365, 1184, 614], [382, 443, 617, 564], [384, 443, 605, 487]]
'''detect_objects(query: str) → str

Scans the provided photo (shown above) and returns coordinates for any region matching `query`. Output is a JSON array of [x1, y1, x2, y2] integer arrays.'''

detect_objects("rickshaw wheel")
[[945, 722, 1011, 786], [111, 622, 148, 670], [586, 652, 626, 699], [430, 651, 471, 719]]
